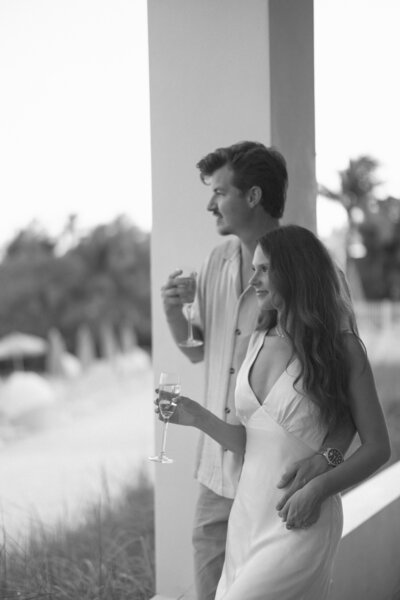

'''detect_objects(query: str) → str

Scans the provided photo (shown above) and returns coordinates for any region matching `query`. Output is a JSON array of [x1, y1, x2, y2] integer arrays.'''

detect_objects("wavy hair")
[[196, 141, 288, 219], [257, 225, 361, 428]]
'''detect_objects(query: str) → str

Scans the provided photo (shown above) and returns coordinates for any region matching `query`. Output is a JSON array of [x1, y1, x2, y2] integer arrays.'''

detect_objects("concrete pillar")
[[148, 0, 315, 596]]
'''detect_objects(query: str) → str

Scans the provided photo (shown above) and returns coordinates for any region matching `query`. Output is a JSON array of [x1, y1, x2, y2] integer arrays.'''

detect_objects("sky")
[[314, 0, 400, 237], [0, 0, 151, 245], [0, 0, 399, 246]]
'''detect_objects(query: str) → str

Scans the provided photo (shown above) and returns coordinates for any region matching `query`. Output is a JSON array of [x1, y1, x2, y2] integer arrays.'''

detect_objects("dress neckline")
[[247, 331, 297, 407]]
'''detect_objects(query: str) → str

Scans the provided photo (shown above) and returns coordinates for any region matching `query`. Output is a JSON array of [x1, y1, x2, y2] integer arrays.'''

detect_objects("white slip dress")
[[215, 331, 343, 600]]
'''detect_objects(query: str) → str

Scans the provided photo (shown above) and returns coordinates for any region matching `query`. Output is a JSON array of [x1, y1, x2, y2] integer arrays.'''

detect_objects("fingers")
[[287, 519, 314, 530], [162, 269, 183, 292], [292, 521, 311, 529], [161, 270, 186, 309], [276, 491, 290, 512], [278, 498, 321, 530], [278, 507, 288, 522], [276, 464, 298, 488], [167, 269, 183, 281], [280, 511, 313, 530], [275, 475, 307, 510]]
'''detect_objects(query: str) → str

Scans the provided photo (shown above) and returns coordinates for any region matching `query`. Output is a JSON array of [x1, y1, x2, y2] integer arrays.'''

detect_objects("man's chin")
[[215, 222, 232, 236]]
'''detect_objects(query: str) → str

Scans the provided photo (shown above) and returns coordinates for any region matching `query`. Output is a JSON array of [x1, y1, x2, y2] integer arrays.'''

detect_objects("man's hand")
[[277, 479, 325, 530], [161, 269, 185, 316], [276, 454, 331, 525]]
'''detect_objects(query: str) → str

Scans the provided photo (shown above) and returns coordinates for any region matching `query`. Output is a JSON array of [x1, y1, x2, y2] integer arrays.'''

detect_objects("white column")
[[147, 0, 315, 596]]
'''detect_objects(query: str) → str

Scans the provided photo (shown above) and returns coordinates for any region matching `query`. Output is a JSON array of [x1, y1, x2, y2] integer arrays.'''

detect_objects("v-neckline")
[[247, 332, 296, 407]]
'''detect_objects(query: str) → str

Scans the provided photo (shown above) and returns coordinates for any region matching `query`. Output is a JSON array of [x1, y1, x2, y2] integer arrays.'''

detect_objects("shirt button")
[[235, 328, 241, 335], [229, 367, 235, 374], [224, 407, 231, 414]]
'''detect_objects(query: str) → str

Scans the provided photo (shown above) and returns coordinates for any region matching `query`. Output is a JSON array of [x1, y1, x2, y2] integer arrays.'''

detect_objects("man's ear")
[[247, 186, 262, 208]]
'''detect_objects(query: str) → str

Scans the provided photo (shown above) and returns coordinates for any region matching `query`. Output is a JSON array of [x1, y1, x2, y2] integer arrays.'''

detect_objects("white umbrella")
[[0, 332, 48, 362]]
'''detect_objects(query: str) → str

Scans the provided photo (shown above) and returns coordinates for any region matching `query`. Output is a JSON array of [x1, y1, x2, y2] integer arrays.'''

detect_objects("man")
[[161, 141, 354, 600]]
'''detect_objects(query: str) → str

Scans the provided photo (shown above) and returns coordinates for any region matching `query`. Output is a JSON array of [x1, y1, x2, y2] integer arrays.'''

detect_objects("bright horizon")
[[0, 0, 399, 246]]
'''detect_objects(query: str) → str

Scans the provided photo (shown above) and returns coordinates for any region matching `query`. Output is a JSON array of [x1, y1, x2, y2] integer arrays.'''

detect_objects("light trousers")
[[192, 484, 234, 600]]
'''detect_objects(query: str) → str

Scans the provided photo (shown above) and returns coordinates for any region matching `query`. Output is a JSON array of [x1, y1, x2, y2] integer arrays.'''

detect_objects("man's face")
[[206, 165, 251, 236]]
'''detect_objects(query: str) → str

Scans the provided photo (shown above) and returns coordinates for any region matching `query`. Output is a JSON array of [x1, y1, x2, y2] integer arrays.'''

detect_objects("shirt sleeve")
[[191, 253, 210, 333]]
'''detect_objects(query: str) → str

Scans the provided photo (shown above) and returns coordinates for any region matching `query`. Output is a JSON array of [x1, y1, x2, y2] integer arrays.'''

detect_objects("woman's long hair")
[[257, 225, 360, 428]]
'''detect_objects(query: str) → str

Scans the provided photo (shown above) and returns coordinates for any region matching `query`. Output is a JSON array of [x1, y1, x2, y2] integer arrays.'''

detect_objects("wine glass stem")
[[186, 304, 194, 341], [160, 420, 169, 456]]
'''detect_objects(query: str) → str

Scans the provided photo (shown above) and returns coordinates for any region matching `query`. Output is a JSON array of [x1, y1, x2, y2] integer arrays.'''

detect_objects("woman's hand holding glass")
[[149, 372, 181, 464], [155, 393, 200, 428]]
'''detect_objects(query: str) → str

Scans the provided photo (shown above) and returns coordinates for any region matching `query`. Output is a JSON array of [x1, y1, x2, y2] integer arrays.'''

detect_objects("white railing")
[[354, 300, 400, 331], [152, 461, 400, 600], [331, 460, 400, 600]]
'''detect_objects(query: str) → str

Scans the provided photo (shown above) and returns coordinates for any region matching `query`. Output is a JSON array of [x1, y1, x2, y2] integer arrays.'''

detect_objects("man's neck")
[[239, 216, 280, 257], [237, 217, 280, 292]]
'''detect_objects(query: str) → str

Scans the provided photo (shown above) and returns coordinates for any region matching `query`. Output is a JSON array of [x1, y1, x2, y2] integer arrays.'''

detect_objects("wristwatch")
[[319, 447, 344, 467]]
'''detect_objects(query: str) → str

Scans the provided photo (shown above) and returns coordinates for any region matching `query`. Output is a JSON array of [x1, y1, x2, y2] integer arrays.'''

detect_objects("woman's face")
[[249, 245, 282, 312]]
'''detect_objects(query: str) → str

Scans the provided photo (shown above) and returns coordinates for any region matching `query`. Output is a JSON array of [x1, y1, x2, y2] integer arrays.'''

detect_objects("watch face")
[[327, 448, 343, 466]]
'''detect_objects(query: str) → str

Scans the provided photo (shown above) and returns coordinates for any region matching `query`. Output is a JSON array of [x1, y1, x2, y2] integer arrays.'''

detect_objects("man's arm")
[[275, 416, 356, 526], [161, 269, 204, 363], [277, 417, 355, 493]]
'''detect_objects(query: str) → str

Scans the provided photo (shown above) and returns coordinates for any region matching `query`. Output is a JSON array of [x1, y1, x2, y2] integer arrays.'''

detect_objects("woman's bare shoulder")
[[341, 331, 369, 373]]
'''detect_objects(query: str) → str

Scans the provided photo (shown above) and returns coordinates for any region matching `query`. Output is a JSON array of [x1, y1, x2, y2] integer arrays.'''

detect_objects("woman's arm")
[[279, 333, 391, 528], [315, 335, 390, 495], [159, 395, 246, 455]]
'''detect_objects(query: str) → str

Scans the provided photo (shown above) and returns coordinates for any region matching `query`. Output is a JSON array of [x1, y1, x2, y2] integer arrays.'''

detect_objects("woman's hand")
[[277, 478, 325, 530], [155, 393, 204, 428]]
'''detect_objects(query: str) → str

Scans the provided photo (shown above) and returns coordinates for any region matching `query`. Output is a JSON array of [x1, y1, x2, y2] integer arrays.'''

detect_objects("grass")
[[0, 471, 155, 600]]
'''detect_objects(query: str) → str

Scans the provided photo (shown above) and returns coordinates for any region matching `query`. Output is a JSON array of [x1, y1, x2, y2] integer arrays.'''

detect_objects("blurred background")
[[0, 0, 399, 598]]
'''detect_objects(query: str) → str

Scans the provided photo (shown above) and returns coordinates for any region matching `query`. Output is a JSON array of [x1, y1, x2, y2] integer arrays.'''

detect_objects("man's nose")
[[207, 196, 216, 212]]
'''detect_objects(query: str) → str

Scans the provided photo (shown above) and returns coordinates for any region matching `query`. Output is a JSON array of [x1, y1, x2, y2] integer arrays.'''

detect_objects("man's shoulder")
[[206, 237, 240, 264]]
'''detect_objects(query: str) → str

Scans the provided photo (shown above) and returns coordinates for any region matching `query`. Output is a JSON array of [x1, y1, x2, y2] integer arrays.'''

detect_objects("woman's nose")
[[249, 271, 258, 287]]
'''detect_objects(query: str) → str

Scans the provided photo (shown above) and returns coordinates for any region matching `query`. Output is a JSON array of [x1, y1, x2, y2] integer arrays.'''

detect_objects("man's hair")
[[196, 141, 288, 219]]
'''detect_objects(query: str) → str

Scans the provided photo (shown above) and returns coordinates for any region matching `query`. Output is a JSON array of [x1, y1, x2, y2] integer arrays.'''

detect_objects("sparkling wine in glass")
[[177, 269, 203, 348], [149, 372, 181, 464]]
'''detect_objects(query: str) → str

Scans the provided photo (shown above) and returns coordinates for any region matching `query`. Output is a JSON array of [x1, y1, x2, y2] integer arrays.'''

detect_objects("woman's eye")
[[262, 266, 269, 273]]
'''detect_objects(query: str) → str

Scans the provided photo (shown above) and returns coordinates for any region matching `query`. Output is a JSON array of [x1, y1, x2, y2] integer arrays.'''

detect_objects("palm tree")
[[319, 155, 381, 221], [319, 156, 382, 282]]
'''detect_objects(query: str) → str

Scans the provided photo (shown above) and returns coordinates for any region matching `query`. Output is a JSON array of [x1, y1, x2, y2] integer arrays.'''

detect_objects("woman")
[[161, 225, 390, 599]]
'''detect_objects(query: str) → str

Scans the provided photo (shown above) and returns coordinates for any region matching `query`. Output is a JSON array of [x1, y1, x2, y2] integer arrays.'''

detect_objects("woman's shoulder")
[[341, 331, 368, 371]]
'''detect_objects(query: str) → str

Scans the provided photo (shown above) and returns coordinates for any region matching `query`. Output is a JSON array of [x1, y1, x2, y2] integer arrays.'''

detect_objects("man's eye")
[[262, 266, 269, 272]]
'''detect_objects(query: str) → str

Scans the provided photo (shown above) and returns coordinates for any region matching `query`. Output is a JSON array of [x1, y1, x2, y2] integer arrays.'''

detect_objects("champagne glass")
[[176, 268, 203, 348], [149, 372, 181, 464]]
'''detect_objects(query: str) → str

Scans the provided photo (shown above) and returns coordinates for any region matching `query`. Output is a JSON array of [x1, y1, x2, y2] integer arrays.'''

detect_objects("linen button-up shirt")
[[193, 238, 259, 498]]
